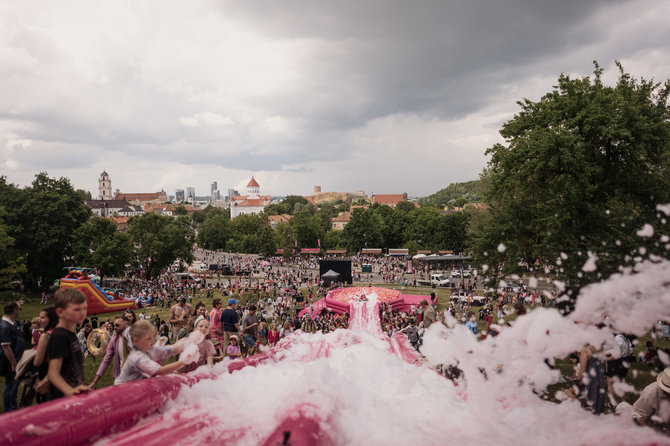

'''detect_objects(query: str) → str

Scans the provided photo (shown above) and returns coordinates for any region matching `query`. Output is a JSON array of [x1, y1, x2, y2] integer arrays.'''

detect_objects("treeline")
[[196, 200, 476, 257], [0, 173, 195, 292]]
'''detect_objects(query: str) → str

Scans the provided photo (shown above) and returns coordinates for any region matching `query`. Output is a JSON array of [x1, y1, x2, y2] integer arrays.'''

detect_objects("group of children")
[[23, 288, 228, 404]]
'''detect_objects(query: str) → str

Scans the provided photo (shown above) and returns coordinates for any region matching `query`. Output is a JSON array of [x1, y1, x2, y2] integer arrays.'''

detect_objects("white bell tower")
[[98, 171, 112, 200]]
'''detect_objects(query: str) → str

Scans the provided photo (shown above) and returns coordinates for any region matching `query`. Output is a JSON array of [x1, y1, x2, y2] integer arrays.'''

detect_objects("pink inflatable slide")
[[0, 288, 420, 446]]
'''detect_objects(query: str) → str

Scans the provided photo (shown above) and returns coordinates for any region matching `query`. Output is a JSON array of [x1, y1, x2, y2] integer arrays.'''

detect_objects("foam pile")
[[96, 279, 670, 445]]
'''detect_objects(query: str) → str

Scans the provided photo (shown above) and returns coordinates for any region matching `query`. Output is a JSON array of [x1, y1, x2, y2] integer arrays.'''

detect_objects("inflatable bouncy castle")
[[60, 269, 135, 314]]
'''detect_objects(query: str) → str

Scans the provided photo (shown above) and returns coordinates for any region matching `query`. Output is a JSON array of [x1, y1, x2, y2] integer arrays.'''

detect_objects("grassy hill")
[[418, 179, 484, 208]]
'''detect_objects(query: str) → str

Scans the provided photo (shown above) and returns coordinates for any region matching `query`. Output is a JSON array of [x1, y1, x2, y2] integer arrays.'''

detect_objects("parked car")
[[450, 292, 487, 306], [500, 280, 527, 292], [430, 274, 452, 287]]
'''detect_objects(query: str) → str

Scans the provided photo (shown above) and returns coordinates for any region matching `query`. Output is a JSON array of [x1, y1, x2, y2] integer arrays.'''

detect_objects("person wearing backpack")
[[1, 302, 25, 412], [401, 319, 420, 350]]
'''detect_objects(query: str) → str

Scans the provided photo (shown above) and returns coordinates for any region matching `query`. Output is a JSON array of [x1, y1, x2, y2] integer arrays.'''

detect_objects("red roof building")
[[114, 190, 168, 206], [331, 211, 351, 230], [268, 214, 293, 228], [371, 193, 408, 208]]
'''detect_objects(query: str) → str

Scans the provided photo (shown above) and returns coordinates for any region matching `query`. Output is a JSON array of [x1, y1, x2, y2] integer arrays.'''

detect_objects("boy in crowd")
[[47, 289, 91, 400]]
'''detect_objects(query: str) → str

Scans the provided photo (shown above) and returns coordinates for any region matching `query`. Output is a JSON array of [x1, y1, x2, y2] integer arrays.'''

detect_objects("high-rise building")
[[185, 187, 195, 204], [227, 188, 239, 202], [98, 171, 112, 200], [210, 181, 220, 203], [175, 189, 185, 203]]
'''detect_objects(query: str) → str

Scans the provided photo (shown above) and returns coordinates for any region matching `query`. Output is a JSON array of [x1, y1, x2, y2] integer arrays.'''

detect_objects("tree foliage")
[[264, 195, 309, 215], [0, 173, 91, 289], [342, 208, 384, 252], [73, 217, 133, 280], [0, 209, 26, 291], [197, 214, 231, 250], [418, 180, 484, 208], [128, 213, 195, 278], [473, 62, 670, 301]]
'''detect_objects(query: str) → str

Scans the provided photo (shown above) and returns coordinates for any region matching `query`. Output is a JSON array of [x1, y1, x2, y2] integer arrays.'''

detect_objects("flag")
[[318, 238, 321, 247]]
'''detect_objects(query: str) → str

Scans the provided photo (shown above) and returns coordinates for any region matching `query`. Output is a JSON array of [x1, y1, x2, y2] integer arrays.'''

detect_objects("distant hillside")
[[418, 180, 484, 208], [312, 191, 368, 205]]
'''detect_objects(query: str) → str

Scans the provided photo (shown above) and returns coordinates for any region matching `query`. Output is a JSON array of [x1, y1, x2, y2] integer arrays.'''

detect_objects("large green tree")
[[475, 63, 670, 303], [405, 206, 444, 250], [73, 216, 133, 280], [290, 210, 324, 248], [0, 173, 91, 289], [197, 214, 232, 250], [128, 213, 195, 278], [0, 209, 26, 291], [342, 208, 384, 253]]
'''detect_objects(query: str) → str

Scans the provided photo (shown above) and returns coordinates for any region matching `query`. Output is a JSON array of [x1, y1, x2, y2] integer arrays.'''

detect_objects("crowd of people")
[[2, 249, 669, 432], [0, 272, 356, 412]]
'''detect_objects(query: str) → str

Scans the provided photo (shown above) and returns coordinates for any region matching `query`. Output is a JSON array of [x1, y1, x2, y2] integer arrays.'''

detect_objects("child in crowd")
[[77, 322, 94, 362], [465, 312, 478, 335], [226, 335, 241, 358], [114, 320, 184, 385], [177, 316, 197, 340], [179, 316, 216, 373], [280, 321, 293, 339], [46, 289, 91, 400], [267, 323, 279, 346], [259, 321, 269, 346], [30, 317, 42, 347]]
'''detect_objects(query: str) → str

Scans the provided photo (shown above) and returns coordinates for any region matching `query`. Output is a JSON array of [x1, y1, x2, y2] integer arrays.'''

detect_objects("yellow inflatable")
[[87, 329, 110, 357]]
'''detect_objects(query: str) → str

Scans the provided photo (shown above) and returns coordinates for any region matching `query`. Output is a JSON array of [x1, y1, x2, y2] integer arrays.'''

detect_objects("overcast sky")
[[2, 0, 669, 199]]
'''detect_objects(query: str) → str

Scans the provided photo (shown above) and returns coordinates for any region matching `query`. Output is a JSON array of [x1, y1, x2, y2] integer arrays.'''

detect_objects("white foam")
[[96, 261, 670, 445]]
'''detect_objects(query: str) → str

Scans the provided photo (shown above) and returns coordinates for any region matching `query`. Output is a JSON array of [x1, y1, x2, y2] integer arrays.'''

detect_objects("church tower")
[[98, 171, 112, 200], [246, 176, 260, 196]]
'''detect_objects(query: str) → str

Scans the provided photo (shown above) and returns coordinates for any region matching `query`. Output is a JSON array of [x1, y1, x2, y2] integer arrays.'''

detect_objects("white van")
[[430, 274, 451, 287]]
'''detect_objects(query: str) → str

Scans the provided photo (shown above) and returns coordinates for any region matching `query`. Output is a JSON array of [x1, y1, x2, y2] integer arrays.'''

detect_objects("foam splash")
[[177, 330, 205, 365], [94, 261, 670, 445]]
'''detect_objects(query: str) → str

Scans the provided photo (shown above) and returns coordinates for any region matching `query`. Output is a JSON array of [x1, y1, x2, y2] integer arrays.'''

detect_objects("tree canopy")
[[418, 180, 484, 208], [472, 62, 670, 303], [128, 213, 195, 278], [0, 173, 91, 289], [73, 216, 133, 280], [0, 208, 26, 292]]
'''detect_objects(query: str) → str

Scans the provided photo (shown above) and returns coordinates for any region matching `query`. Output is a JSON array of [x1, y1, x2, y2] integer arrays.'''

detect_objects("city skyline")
[[2, 1, 669, 197]]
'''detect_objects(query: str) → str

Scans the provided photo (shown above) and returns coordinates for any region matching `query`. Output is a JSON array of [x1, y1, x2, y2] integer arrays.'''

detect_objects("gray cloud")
[[1, 0, 668, 197]]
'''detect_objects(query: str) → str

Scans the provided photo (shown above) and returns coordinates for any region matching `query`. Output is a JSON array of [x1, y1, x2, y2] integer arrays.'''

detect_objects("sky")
[[1, 0, 669, 199]]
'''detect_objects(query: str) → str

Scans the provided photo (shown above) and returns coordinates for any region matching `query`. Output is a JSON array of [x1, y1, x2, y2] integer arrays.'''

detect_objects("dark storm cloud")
[[222, 0, 617, 122], [2, 0, 668, 195]]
